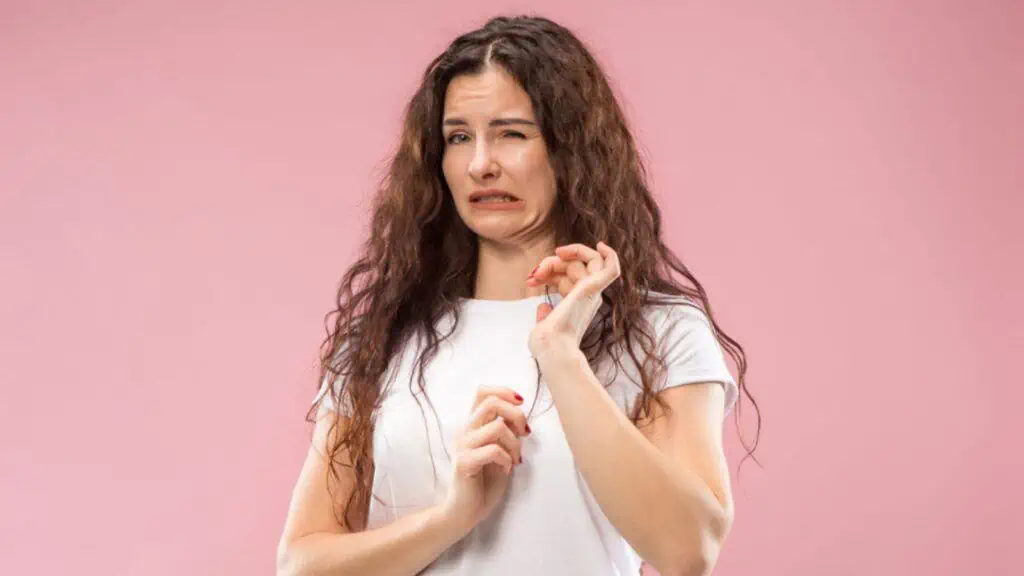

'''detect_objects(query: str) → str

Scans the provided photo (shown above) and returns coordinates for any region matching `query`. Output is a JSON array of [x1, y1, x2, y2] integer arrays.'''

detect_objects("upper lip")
[[469, 189, 519, 202]]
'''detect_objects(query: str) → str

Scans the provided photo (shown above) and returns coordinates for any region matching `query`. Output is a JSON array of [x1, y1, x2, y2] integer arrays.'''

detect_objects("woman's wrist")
[[431, 502, 477, 541], [529, 332, 582, 365], [534, 344, 586, 376]]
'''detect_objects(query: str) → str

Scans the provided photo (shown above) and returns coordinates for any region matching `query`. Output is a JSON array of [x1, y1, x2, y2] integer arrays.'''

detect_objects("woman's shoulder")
[[641, 289, 699, 307], [641, 289, 704, 313], [637, 290, 714, 332]]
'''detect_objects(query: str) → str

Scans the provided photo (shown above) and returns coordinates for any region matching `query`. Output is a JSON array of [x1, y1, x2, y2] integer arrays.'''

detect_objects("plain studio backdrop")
[[1, 1, 1020, 575]]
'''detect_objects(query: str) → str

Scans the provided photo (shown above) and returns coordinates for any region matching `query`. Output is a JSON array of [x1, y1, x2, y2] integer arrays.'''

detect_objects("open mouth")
[[470, 195, 521, 204]]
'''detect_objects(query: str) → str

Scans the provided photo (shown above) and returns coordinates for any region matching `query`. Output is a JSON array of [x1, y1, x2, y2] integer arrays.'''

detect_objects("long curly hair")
[[307, 14, 762, 532]]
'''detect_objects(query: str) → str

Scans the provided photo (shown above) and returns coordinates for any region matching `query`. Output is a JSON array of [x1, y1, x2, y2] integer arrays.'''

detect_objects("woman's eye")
[[446, 131, 524, 145]]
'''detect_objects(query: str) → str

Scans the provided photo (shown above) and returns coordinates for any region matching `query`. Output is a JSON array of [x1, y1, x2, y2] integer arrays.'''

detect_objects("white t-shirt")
[[313, 291, 737, 575]]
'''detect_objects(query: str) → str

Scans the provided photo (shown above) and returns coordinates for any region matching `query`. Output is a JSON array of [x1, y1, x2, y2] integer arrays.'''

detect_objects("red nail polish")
[[525, 423, 532, 434], [514, 393, 524, 402]]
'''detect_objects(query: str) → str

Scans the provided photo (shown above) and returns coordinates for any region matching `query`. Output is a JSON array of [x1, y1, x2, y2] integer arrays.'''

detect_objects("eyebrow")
[[442, 117, 537, 128]]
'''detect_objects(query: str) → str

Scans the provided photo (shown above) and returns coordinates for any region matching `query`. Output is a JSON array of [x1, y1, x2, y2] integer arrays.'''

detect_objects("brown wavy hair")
[[306, 14, 762, 532]]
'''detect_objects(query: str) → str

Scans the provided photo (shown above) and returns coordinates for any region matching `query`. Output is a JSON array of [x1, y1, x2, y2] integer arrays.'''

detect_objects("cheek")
[[506, 146, 537, 172], [520, 150, 557, 201], [441, 151, 463, 187], [508, 147, 553, 183]]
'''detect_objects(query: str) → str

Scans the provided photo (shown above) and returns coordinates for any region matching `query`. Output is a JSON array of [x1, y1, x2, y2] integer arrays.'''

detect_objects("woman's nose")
[[468, 143, 499, 179]]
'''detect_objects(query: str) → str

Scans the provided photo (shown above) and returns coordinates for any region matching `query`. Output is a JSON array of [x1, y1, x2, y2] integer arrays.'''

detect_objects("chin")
[[470, 227, 523, 244]]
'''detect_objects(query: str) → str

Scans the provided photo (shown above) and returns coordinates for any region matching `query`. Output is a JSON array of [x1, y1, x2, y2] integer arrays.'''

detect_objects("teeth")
[[476, 196, 517, 203]]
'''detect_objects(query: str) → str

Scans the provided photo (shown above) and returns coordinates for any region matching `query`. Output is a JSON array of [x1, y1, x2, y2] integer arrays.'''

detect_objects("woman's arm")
[[536, 349, 733, 576], [277, 506, 470, 576], [276, 411, 473, 576]]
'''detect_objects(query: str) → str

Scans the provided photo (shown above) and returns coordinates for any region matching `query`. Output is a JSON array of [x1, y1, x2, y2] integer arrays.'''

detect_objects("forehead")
[[443, 66, 534, 119]]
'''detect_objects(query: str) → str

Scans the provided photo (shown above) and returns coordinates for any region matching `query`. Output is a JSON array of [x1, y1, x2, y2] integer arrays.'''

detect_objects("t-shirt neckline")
[[457, 292, 561, 309]]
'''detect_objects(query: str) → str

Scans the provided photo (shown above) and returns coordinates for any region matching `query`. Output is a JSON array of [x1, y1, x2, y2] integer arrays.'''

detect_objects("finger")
[[466, 396, 530, 436], [472, 386, 524, 410], [532, 255, 570, 281], [526, 270, 571, 295], [527, 271, 574, 297], [526, 265, 565, 284], [555, 244, 604, 275], [596, 241, 621, 282], [461, 417, 523, 464], [457, 444, 514, 476], [558, 275, 574, 297], [529, 254, 584, 284], [466, 395, 531, 436], [565, 260, 587, 283], [533, 268, 586, 297]]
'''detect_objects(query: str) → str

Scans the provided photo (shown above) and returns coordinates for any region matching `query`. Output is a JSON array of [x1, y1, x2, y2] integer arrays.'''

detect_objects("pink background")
[[2, 1, 1020, 574]]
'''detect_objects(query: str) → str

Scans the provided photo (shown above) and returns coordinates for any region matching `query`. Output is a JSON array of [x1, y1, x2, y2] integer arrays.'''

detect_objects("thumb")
[[535, 302, 554, 322]]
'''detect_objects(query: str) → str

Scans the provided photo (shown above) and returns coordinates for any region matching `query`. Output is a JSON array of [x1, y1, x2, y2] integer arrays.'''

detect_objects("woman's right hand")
[[440, 387, 532, 531]]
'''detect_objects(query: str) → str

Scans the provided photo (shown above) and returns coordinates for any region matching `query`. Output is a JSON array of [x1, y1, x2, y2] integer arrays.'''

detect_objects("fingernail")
[[514, 393, 524, 402], [519, 455, 524, 464], [525, 423, 532, 434]]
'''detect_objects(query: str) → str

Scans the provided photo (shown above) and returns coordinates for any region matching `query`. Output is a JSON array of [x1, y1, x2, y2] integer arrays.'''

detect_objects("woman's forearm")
[[276, 505, 470, 576], [536, 348, 728, 576]]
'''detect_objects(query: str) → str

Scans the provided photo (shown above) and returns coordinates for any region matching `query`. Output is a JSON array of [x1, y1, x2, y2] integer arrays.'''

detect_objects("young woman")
[[277, 15, 759, 576]]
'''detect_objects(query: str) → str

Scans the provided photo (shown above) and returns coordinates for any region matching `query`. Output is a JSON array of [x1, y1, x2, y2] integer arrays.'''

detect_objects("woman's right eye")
[[447, 133, 469, 145]]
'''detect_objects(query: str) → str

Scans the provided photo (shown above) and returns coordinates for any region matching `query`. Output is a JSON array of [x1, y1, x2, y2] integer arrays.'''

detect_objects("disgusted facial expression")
[[441, 65, 558, 245]]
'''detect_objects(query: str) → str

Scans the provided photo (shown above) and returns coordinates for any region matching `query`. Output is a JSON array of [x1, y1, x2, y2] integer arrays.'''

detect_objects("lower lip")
[[470, 199, 524, 210]]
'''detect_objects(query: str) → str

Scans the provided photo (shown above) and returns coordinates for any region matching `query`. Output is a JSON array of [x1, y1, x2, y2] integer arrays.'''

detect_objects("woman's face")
[[441, 66, 558, 245]]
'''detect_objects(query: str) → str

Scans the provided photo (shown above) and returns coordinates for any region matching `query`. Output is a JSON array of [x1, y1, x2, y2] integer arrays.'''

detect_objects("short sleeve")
[[312, 342, 355, 417], [312, 370, 354, 417], [651, 300, 739, 417]]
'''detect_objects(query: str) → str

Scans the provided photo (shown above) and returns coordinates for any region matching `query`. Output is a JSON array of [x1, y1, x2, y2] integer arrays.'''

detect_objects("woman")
[[277, 15, 760, 576]]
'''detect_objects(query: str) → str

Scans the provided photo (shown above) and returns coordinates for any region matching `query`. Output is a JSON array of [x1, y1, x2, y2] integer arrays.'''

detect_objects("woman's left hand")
[[526, 241, 621, 361]]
